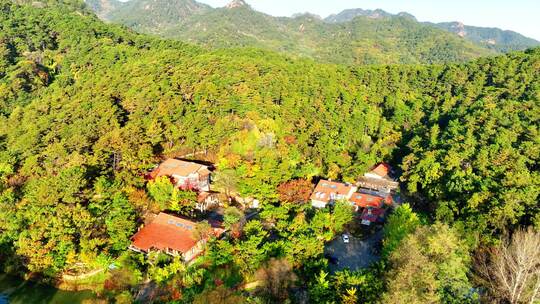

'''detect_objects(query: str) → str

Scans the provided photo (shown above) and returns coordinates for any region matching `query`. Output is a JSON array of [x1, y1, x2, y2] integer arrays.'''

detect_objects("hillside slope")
[[91, 0, 494, 65], [431, 22, 540, 52], [326, 8, 540, 53], [85, 0, 123, 19], [107, 0, 211, 34]]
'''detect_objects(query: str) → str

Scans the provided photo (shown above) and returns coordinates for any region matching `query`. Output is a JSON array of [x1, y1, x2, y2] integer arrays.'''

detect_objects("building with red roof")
[[129, 213, 223, 262], [149, 159, 211, 191], [310, 179, 357, 208], [358, 163, 398, 193], [364, 163, 392, 179], [360, 208, 386, 226], [349, 192, 392, 209]]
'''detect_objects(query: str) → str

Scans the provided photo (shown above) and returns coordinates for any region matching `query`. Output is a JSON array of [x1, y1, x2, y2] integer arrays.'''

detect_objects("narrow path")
[[61, 268, 104, 281], [241, 280, 262, 290], [178, 150, 207, 158]]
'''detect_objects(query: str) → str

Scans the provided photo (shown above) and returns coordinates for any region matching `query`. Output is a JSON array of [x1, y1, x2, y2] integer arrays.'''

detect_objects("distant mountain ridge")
[[326, 8, 540, 53], [325, 8, 416, 23], [85, 0, 123, 19], [164, 2, 493, 65], [85, 0, 539, 65], [105, 0, 212, 34], [430, 22, 540, 53]]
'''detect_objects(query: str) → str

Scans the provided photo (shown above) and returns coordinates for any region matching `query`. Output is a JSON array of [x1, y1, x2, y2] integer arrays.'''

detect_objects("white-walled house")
[[310, 179, 357, 208], [149, 158, 211, 191], [363, 163, 392, 179], [358, 163, 398, 193]]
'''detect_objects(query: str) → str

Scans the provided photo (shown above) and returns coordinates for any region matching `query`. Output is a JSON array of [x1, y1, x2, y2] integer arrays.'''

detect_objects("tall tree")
[[212, 169, 239, 204], [382, 203, 422, 258], [277, 179, 313, 203], [383, 223, 474, 303], [474, 228, 540, 304], [255, 258, 297, 301]]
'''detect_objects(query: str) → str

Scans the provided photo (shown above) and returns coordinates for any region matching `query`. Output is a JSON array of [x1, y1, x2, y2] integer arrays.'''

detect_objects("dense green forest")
[[0, 1, 539, 303]]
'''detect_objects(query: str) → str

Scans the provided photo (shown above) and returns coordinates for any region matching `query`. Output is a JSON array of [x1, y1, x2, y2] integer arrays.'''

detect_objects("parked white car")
[[342, 234, 350, 243]]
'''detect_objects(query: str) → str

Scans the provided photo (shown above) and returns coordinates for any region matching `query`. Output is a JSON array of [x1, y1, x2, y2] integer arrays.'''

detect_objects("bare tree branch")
[[474, 228, 540, 304]]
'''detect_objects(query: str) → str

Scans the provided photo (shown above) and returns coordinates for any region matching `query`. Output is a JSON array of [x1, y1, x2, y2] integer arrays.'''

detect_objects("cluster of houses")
[[310, 163, 398, 225], [129, 159, 399, 262], [131, 159, 222, 262]]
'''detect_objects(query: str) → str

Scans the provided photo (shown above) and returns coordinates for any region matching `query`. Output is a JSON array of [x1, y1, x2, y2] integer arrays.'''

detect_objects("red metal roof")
[[349, 193, 388, 208], [149, 159, 210, 180], [369, 163, 392, 178], [131, 213, 222, 253]]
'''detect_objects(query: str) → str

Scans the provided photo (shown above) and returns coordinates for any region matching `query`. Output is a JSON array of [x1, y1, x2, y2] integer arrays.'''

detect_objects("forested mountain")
[[327, 8, 540, 53], [0, 0, 539, 303], [84, 0, 123, 19], [324, 8, 415, 23], [431, 22, 540, 53], [90, 0, 495, 65], [87, 0, 540, 65], [106, 0, 212, 34], [167, 7, 493, 65]]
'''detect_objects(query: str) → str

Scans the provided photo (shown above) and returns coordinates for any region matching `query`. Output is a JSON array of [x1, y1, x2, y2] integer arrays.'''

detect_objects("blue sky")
[[197, 0, 540, 40]]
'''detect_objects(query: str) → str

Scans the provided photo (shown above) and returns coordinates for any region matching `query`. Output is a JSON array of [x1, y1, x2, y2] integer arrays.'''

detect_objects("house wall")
[[198, 175, 210, 191], [172, 173, 210, 191], [172, 175, 187, 187], [311, 200, 327, 208], [347, 186, 358, 197], [364, 172, 383, 180], [165, 248, 180, 256], [128, 245, 143, 253], [129, 242, 206, 262], [358, 181, 392, 193], [196, 195, 219, 212], [183, 239, 206, 262]]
